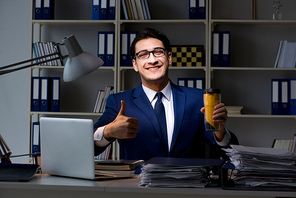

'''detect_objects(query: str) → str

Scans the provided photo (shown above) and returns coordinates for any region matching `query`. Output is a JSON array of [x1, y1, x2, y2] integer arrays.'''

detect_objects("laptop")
[[40, 117, 132, 180]]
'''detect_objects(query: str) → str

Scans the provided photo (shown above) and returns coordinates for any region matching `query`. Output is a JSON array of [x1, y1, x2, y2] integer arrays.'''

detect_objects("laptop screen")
[[40, 117, 95, 180]]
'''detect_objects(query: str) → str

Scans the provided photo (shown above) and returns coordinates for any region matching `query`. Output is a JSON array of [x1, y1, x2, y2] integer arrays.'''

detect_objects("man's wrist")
[[94, 126, 112, 147], [103, 124, 114, 141], [215, 127, 231, 147]]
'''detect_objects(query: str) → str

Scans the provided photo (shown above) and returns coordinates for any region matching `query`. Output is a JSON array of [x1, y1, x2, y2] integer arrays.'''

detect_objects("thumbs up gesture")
[[103, 100, 139, 140]]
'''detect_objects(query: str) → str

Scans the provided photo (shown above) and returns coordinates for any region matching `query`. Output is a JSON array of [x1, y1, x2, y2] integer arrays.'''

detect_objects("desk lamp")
[[0, 35, 104, 163], [0, 34, 104, 82], [0, 134, 12, 163]]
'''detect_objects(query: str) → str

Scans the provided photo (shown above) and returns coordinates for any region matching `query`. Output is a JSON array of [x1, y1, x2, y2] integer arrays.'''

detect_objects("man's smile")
[[147, 65, 162, 71]]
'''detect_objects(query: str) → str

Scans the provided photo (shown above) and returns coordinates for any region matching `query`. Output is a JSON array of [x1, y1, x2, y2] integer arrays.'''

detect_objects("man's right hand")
[[103, 100, 139, 140]]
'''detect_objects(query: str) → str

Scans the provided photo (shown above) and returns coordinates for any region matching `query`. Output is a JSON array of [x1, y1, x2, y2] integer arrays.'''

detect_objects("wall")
[[0, 0, 31, 163]]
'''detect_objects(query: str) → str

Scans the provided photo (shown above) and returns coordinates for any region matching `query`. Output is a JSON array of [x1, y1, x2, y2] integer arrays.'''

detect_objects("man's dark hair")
[[130, 28, 171, 59]]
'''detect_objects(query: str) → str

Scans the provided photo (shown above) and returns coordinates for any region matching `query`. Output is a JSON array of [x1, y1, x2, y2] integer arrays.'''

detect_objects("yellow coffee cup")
[[204, 88, 220, 131]]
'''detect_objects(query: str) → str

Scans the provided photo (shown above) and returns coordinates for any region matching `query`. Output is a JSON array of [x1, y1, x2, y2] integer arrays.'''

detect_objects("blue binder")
[[31, 122, 40, 154], [108, 0, 116, 20], [189, 0, 197, 19], [40, 77, 50, 112], [221, 31, 230, 67], [212, 31, 221, 66], [128, 31, 137, 66], [31, 77, 40, 111], [92, 0, 100, 20], [51, 77, 60, 112], [177, 78, 204, 89], [106, 31, 115, 66], [121, 31, 129, 66], [197, 0, 206, 19], [98, 31, 106, 65], [290, 79, 296, 115], [34, 0, 43, 19], [187, 78, 196, 88], [177, 78, 187, 87], [280, 79, 290, 115], [42, 0, 55, 20], [271, 79, 280, 115], [100, 0, 108, 20], [195, 78, 205, 89]]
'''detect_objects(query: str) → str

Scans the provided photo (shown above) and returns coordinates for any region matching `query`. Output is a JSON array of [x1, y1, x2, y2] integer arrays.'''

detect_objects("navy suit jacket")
[[94, 82, 238, 161]]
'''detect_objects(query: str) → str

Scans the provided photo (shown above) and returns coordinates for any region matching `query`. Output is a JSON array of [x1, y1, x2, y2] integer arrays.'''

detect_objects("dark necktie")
[[154, 92, 168, 146]]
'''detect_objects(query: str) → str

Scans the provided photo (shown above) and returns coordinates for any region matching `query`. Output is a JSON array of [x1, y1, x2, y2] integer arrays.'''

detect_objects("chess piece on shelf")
[[273, 1, 282, 20]]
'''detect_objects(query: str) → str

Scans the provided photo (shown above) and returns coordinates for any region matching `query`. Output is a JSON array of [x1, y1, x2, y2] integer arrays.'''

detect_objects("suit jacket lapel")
[[170, 83, 185, 152], [132, 84, 169, 152]]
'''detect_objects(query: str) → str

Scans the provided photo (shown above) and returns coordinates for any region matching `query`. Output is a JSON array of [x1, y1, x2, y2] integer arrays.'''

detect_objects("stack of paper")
[[139, 157, 225, 188], [223, 145, 296, 190]]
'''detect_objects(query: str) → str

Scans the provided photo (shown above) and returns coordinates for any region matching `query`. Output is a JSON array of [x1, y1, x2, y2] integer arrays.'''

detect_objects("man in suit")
[[94, 28, 238, 161]]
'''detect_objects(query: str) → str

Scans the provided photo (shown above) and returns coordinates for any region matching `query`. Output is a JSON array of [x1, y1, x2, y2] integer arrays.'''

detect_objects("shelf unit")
[[208, 0, 296, 120], [28, 0, 121, 161], [27, 0, 296, 161]]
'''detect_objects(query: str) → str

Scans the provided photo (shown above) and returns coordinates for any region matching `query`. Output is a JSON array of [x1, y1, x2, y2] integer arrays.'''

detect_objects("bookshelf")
[[209, 0, 296, 117], [28, 0, 296, 161], [208, 0, 296, 148]]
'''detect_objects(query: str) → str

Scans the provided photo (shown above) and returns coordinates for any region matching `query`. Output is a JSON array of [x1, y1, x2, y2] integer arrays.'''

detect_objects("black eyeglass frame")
[[133, 47, 168, 60]]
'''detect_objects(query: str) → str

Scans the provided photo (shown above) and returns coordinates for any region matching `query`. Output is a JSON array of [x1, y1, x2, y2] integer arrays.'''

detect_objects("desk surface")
[[1, 173, 296, 198]]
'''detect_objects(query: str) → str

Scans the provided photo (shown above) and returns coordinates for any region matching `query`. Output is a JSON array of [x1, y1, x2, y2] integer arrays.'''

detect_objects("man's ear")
[[168, 52, 172, 66], [132, 59, 139, 72]]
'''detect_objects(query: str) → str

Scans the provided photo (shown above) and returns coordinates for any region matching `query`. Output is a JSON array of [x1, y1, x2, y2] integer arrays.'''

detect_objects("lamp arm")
[[0, 52, 61, 70], [0, 52, 68, 75]]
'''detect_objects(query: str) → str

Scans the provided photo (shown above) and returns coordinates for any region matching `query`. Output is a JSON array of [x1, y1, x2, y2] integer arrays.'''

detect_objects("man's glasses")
[[134, 48, 167, 60]]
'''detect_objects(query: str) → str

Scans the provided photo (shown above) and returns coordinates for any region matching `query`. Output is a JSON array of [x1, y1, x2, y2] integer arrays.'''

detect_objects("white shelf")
[[32, 66, 116, 70], [120, 19, 207, 24], [30, 111, 103, 117], [32, 19, 207, 25], [211, 19, 296, 24], [228, 114, 296, 119], [32, 20, 116, 25]]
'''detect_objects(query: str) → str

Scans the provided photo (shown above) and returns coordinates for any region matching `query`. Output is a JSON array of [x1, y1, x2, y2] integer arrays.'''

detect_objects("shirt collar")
[[142, 81, 172, 103]]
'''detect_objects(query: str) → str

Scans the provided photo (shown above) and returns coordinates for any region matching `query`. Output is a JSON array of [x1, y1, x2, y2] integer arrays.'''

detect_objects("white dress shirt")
[[142, 82, 174, 151], [94, 82, 230, 149]]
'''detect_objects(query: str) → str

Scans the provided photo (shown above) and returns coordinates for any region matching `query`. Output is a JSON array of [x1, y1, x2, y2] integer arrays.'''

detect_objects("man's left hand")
[[200, 103, 228, 142]]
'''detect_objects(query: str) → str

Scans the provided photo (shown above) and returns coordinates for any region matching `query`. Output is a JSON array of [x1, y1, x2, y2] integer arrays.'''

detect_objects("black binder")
[[0, 163, 39, 181]]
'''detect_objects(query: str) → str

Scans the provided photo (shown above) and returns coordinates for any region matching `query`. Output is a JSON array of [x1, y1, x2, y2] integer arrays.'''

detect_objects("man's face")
[[132, 38, 172, 89]]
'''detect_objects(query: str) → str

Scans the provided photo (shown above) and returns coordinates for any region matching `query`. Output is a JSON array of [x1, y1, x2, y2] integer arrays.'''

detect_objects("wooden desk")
[[1, 173, 295, 198]]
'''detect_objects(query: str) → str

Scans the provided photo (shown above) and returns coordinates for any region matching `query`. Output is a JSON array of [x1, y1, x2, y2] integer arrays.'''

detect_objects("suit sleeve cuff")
[[94, 126, 112, 147], [215, 127, 231, 147]]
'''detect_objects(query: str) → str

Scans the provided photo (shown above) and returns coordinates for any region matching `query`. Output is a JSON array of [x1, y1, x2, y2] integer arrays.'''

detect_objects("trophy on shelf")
[[273, 1, 282, 20]]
